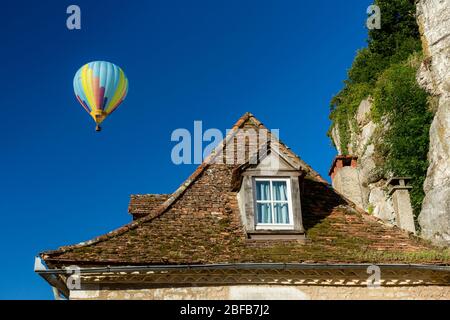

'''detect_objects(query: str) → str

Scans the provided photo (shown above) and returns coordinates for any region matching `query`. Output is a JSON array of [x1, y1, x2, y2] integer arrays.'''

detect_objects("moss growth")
[[354, 249, 450, 264]]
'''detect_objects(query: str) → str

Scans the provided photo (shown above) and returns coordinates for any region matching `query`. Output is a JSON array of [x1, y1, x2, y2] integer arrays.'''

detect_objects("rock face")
[[331, 99, 396, 224], [416, 0, 450, 246]]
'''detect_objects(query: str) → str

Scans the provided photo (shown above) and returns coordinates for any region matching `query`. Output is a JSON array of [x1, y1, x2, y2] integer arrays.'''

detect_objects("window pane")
[[272, 181, 288, 201], [256, 181, 271, 201], [257, 203, 273, 224], [274, 203, 290, 224]]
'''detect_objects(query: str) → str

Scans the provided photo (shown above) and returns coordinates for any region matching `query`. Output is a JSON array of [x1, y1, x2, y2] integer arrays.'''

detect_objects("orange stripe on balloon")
[[92, 76, 101, 110]]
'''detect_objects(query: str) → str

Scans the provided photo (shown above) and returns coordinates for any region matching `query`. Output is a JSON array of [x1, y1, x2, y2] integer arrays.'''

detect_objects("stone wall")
[[70, 284, 450, 300], [416, 0, 450, 246]]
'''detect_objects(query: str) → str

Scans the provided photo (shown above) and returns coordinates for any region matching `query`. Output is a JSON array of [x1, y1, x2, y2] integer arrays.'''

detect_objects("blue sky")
[[0, 0, 371, 299]]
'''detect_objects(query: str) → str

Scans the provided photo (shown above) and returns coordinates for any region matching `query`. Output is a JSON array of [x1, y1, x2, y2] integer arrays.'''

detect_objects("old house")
[[36, 113, 450, 300]]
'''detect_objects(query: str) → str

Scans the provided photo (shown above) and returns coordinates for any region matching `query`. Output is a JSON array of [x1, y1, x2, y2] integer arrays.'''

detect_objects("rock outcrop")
[[416, 0, 450, 246], [331, 98, 397, 224]]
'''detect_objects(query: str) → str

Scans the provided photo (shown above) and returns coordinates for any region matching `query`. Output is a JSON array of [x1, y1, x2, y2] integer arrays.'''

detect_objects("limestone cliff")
[[328, 0, 450, 244], [331, 98, 396, 224], [416, 0, 450, 246]]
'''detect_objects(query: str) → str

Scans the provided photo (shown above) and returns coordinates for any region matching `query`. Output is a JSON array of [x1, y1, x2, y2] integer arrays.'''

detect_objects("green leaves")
[[368, 0, 420, 57], [373, 59, 432, 217], [329, 0, 433, 219], [329, 83, 371, 154]]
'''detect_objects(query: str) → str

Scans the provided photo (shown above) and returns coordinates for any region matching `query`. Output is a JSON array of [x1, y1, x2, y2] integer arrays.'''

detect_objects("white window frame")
[[254, 177, 294, 230]]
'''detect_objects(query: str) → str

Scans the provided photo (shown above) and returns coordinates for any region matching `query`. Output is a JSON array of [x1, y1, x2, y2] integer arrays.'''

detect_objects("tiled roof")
[[40, 113, 450, 267], [128, 194, 171, 220]]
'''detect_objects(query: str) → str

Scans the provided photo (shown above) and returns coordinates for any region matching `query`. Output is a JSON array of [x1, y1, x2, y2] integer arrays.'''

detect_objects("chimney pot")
[[329, 155, 364, 209], [387, 177, 416, 234]]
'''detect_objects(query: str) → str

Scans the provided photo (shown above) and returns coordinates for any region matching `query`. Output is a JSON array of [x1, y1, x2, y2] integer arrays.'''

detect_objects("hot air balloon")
[[73, 61, 128, 131]]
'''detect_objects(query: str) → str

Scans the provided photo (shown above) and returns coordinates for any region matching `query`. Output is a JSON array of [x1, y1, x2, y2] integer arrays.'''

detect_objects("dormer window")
[[255, 178, 293, 229], [234, 149, 306, 240]]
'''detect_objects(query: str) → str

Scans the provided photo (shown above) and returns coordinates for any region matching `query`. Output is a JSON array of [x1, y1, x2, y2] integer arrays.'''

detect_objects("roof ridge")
[[41, 112, 256, 256], [41, 112, 326, 257], [130, 193, 171, 197]]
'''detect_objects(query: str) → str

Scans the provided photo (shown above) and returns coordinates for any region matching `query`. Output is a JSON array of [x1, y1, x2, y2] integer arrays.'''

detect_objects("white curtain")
[[256, 181, 270, 200], [272, 181, 287, 201], [274, 203, 289, 224], [257, 203, 272, 224], [273, 181, 289, 224], [256, 180, 289, 224], [256, 181, 272, 223]]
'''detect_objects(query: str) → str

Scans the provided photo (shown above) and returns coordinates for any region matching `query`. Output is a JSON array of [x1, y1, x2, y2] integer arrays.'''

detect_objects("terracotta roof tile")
[[128, 194, 171, 220], [40, 113, 450, 267]]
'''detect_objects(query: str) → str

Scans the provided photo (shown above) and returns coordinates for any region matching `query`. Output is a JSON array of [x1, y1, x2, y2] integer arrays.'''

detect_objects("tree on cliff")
[[328, 0, 432, 219]]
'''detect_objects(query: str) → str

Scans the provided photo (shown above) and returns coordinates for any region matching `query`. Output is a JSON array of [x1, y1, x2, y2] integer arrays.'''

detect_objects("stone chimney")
[[329, 155, 365, 209], [387, 177, 416, 234]]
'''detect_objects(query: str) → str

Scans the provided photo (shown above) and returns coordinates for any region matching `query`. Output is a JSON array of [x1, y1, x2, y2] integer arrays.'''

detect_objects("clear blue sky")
[[0, 0, 371, 299]]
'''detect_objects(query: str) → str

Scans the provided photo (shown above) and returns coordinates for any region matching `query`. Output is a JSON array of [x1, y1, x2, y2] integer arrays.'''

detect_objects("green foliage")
[[367, 204, 374, 215], [329, 0, 422, 154], [328, 0, 433, 218], [372, 59, 433, 216], [347, 48, 388, 84], [368, 0, 421, 58], [345, 0, 421, 86], [329, 83, 371, 154]]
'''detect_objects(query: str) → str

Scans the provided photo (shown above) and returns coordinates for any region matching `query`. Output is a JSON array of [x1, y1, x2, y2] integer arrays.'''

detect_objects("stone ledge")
[[246, 231, 306, 241]]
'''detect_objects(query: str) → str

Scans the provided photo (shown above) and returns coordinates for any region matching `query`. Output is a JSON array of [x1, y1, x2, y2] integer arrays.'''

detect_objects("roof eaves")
[[38, 263, 450, 274]]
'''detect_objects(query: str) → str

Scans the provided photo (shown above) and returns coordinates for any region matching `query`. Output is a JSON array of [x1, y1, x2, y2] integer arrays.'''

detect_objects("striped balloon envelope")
[[73, 61, 128, 131]]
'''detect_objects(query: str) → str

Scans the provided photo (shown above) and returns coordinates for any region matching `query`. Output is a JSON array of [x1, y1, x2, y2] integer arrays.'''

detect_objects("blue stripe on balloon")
[[106, 64, 120, 110], [99, 62, 107, 89], [104, 62, 114, 102], [73, 69, 91, 112], [74, 61, 128, 117]]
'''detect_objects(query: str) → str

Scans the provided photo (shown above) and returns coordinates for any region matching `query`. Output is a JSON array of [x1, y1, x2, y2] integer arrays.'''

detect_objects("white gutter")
[[37, 262, 450, 274], [34, 257, 69, 300]]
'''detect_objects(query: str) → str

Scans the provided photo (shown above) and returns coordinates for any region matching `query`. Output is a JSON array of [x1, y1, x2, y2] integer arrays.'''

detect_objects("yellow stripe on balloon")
[[80, 66, 89, 105], [87, 66, 99, 110], [105, 69, 126, 114], [81, 65, 95, 110], [80, 65, 90, 107], [108, 69, 126, 111], [74, 61, 128, 130], [107, 77, 128, 114]]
